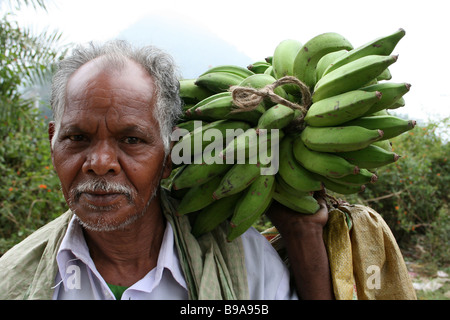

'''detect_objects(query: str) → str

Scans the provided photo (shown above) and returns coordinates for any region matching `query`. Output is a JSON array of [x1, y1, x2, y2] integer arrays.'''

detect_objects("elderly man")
[[0, 40, 333, 300]]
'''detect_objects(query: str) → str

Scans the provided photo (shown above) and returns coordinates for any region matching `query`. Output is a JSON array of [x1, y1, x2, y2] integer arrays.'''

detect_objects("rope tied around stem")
[[228, 76, 312, 120]]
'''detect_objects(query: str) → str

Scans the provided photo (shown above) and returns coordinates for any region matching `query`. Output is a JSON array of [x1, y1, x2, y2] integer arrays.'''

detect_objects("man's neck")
[[82, 200, 166, 287]]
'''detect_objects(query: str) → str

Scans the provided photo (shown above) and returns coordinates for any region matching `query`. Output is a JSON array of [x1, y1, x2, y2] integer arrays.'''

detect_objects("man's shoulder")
[[239, 227, 295, 299], [0, 210, 73, 299], [0, 210, 73, 264], [239, 227, 285, 263], [240, 227, 274, 248]]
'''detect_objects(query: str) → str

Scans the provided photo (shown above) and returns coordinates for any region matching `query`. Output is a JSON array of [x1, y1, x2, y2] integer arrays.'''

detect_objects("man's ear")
[[162, 139, 175, 179], [48, 121, 56, 146], [48, 122, 56, 168], [48, 121, 55, 147]]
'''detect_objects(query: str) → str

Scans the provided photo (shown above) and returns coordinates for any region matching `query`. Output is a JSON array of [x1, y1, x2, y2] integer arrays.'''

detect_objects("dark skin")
[[266, 197, 334, 300], [49, 56, 333, 299]]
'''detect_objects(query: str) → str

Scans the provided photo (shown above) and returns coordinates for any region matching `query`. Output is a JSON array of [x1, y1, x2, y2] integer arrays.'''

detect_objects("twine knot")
[[229, 76, 312, 118]]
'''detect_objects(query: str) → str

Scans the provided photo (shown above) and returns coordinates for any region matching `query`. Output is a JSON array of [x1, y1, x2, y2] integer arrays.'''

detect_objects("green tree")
[[355, 117, 449, 265], [0, 0, 67, 254]]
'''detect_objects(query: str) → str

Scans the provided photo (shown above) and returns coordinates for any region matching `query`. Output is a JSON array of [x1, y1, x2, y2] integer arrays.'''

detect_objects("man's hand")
[[266, 196, 329, 235], [266, 195, 334, 300]]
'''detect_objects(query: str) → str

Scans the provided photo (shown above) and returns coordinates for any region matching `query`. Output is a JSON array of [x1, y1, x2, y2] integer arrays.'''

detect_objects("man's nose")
[[82, 140, 121, 176]]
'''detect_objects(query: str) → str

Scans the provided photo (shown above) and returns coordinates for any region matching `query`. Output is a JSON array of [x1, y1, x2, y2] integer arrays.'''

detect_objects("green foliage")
[[0, 14, 65, 132], [0, 2, 67, 254], [0, 111, 66, 254], [355, 116, 450, 265]]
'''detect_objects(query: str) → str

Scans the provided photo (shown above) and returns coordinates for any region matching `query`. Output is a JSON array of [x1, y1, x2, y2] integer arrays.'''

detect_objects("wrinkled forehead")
[[61, 56, 159, 129], [66, 56, 156, 102]]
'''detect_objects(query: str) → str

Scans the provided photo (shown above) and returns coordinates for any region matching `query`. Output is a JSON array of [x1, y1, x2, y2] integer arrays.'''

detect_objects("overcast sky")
[[6, 0, 450, 125]]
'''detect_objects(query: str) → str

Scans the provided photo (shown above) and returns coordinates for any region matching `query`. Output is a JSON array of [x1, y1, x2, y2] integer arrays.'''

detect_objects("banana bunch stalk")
[[169, 28, 415, 241]]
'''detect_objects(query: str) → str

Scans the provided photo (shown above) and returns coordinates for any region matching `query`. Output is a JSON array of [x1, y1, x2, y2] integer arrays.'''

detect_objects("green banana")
[[315, 49, 348, 80], [172, 155, 233, 190], [164, 164, 186, 189], [377, 68, 392, 81], [388, 97, 405, 110], [230, 174, 276, 226], [179, 79, 214, 103], [191, 192, 242, 238], [212, 162, 262, 200], [304, 90, 382, 127], [361, 82, 411, 115], [322, 28, 405, 76], [174, 119, 207, 134], [264, 65, 276, 77], [176, 174, 224, 216], [292, 136, 360, 179], [328, 168, 378, 186], [272, 39, 303, 93], [256, 104, 295, 130], [292, 32, 353, 88], [300, 125, 384, 152], [275, 174, 313, 198], [182, 105, 201, 120], [172, 119, 251, 160], [182, 103, 195, 113], [312, 54, 398, 102], [194, 93, 265, 124], [238, 73, 277, 87], [169, 185, 190, 200], [315, 174, 366, 195], [227, 193, 273, 242], [336, 144, 400, 169], [199, 64, 255, 79], [220, 127, 258, 161], [344, 115, 416, 140], [247, 61, 271, 74], [195, 72, 245, 93], [278, 135, 323, 192], [367, 109, 390, 116], [184, 91, 232, 118], [372, 139, 393, 152], [227, 175, 276, 242], [272, 182, 320, 214], [220, 128, 284, 163]]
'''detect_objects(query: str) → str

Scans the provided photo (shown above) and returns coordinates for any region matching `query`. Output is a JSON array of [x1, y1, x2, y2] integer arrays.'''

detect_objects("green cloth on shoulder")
[[160, 188, 249, 300]]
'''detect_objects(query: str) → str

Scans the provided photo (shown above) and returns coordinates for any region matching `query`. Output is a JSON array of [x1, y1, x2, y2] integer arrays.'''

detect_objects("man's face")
[[50, 58, 171, 231]]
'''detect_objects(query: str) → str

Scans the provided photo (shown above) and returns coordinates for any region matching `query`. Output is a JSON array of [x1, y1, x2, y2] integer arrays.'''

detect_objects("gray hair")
[[50, 40, 182, 155]]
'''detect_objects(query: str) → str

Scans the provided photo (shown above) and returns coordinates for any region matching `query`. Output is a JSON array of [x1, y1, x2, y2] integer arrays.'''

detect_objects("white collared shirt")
[[52, 216, 297, 300]]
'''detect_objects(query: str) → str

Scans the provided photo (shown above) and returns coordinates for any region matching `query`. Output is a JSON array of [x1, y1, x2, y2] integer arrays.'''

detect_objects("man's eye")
[[123, 137, 142, 144], [69, 135, 85, 142]]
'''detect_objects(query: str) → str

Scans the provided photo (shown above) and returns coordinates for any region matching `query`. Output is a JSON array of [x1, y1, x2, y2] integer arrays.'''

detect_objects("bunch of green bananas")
[[169, 28, 415, 242]]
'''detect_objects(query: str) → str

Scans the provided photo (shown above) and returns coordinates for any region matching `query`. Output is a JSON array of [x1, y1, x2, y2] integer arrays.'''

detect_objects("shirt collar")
[[55, 214, 187, 293]]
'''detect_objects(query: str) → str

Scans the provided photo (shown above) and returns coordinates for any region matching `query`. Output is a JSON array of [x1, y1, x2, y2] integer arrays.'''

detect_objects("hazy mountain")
[[115, 15, 253, 79], [31, 14, 254, 119]]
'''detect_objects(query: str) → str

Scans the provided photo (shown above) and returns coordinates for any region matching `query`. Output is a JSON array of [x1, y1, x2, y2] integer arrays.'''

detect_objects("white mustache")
[[71, 179, 135, 202]]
